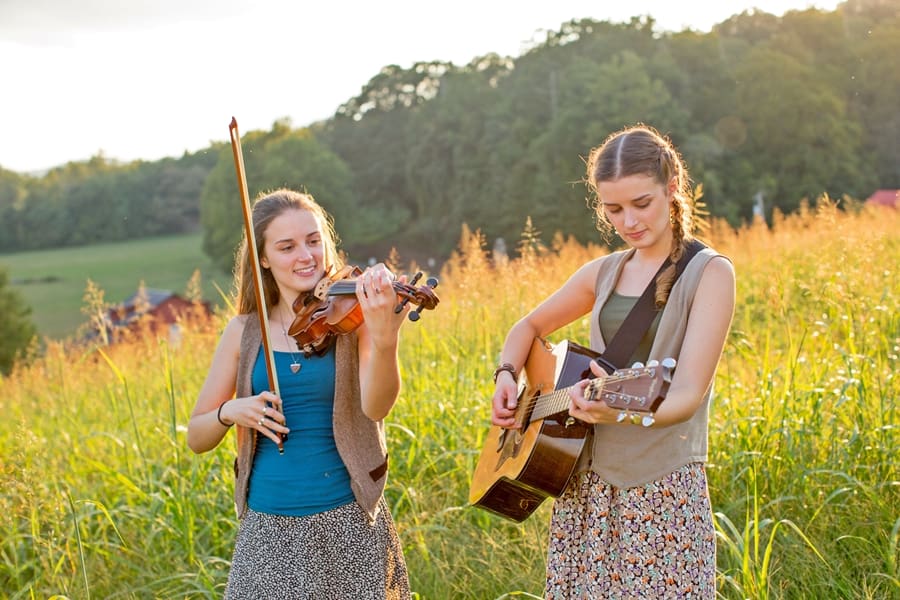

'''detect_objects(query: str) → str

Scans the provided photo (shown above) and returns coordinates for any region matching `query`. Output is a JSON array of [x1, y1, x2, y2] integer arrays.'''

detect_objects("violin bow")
[[229, 117, 284, 454]]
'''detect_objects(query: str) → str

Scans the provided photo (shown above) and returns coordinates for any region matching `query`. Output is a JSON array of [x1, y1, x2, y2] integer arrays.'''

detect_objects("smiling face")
[[596, 174, 674, 252], [259, 208, 327, 299]]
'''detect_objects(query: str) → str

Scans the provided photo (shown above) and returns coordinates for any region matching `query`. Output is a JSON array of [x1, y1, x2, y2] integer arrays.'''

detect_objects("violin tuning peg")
[[408, 309, 421, 322], [426, 277, 439, 288]]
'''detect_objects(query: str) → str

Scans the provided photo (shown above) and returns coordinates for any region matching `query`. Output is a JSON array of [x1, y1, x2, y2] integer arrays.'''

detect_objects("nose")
[[295, 245, 313, 261], [623, 208, 639, 228]]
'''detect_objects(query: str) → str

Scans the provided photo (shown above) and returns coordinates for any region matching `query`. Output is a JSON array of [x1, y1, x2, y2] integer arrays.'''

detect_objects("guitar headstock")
[[585, 358, 675, 414]]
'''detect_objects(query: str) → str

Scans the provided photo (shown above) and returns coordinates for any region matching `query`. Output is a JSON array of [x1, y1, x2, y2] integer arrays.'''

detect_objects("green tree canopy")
[[0, 267, 37, 375]]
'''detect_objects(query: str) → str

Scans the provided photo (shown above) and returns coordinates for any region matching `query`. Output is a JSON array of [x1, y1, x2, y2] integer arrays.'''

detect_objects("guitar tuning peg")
[[631, 361, 644, 368], [661, 357, 676, 369], [647, 359, 659, 367], [616, 411, 628, 423]]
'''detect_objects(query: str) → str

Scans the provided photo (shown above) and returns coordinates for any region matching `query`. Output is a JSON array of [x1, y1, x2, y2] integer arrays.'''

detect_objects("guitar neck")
[[528, 369, 666, 424], [530, 387, 575, 421]]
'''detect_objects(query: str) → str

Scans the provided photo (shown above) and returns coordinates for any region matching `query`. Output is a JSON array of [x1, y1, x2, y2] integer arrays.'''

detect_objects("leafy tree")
[[733, 46, 873, 215], [0, 168, 26, 252], [855, 20, 900, 185], [0, 267, 37, 375]]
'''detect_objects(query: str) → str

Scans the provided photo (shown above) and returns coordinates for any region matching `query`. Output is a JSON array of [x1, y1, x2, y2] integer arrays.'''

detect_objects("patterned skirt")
[[545, 463, 716, 599], [225, 499, 410, 600]]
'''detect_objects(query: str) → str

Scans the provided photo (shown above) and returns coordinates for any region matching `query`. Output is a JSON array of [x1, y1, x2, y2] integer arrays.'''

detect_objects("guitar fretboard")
[[523, 372, 652, 424], [530, 388, 575, 422]]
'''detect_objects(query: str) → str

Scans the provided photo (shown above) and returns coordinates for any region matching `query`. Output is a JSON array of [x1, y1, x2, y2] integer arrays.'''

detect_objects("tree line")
[[1, 0, 898, 274]]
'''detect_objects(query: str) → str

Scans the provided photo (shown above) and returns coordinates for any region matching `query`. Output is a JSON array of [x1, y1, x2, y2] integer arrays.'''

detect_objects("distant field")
[[0, 233, 232, 340]]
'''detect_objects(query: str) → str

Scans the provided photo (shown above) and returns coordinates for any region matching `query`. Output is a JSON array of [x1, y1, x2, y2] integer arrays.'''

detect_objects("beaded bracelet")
[[217, 401, 233, 428]]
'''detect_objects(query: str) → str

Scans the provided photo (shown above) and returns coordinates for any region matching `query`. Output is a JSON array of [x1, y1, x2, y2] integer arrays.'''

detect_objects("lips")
[[294, 265, 318, 278]]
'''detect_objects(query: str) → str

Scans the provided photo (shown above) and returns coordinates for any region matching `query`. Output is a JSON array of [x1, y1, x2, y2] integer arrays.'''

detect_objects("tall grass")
[[1, 200, 898, 598]]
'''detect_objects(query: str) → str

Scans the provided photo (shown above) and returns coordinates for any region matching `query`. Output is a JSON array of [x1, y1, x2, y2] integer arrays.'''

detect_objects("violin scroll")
[[394, 271, 440, 321]]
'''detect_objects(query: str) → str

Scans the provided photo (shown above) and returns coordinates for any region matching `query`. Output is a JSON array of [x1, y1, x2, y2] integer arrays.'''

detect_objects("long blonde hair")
[[233, 188, 341, 315], [586, 124, 694, 307]]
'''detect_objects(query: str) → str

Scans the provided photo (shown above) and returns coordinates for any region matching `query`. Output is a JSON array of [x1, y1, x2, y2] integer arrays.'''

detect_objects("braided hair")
[[586, 124, 694, 308]]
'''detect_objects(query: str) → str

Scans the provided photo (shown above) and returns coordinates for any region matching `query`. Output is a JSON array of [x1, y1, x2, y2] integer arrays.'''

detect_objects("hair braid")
[[654, 200, 688, 308]]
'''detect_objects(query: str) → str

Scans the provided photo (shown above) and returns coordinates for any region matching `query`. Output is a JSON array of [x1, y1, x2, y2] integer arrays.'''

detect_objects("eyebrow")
[[602, 193, 654, 205], [273, 230, 320, 244]]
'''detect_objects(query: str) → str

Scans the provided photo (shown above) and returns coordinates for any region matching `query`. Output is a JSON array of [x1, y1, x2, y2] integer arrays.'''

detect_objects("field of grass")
[[1, 200, 898, 599], [0, 233, 231, 340]]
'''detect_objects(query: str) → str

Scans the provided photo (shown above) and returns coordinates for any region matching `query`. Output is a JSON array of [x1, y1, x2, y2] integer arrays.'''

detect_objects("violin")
[[287, 265, 440, 354]]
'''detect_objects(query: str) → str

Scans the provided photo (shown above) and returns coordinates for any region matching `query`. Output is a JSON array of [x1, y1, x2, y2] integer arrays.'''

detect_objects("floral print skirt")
[[545, 463, 716, 599]]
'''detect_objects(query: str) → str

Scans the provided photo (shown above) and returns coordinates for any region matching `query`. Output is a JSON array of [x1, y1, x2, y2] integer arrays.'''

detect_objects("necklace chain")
[[278, 306, 302, 373]]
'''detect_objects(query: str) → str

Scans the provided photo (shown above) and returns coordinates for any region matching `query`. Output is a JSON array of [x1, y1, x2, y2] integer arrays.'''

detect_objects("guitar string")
[[515, 373, 649, 414]]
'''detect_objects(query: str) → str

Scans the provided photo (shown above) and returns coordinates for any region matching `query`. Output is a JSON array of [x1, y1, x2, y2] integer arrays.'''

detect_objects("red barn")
[[865, 189, 899, 209], [106, 288, 211, 341]]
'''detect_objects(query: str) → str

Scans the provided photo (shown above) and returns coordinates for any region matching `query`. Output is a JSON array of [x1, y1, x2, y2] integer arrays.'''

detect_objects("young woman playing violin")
[[187, 188, 411, 599]]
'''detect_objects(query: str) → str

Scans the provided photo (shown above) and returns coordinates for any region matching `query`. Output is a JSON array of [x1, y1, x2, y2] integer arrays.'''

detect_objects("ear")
[[260, 255, 270, 269], [667, 176, 677, 196]]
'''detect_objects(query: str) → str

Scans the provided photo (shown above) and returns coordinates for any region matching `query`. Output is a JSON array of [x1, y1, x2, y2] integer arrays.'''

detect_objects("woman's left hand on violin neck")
[[355, 264, 410, 340]]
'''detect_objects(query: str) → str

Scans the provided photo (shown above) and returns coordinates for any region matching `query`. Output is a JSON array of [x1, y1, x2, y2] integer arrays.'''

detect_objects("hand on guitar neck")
[[569, 355, 676, 428]]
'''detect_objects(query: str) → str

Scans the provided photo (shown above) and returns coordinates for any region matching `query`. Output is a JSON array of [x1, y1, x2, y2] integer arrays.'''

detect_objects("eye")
[[605, 205, 622, 214]]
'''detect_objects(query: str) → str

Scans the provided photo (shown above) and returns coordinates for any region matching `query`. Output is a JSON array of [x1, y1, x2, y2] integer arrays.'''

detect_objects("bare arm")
[[491, 259, 602, 428], [187, 316, 289, 453], [355, 265, 409, 422]]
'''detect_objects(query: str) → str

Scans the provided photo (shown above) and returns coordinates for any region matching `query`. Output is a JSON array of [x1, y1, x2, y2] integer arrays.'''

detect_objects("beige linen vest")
[[585, 246, 726, 488]]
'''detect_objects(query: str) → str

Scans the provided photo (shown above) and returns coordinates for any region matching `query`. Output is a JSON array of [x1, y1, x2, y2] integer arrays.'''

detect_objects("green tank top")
[[598, 292, 662, 367]]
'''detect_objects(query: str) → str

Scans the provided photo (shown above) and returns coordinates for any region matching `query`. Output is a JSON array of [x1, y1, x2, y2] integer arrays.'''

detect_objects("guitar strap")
[[599, 239, 706, 369]]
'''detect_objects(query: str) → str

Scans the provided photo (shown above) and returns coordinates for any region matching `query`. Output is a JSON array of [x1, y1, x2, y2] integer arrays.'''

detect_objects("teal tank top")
[[247, 347, 354, 516]]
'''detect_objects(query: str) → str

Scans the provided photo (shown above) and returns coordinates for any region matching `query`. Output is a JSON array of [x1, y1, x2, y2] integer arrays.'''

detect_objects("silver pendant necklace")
[[279, 307, 302, 373]]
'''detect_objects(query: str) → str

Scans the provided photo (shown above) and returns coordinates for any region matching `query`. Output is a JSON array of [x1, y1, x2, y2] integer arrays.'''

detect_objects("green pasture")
[[0, 233, 231, 340], [1, 203, 898, 598]]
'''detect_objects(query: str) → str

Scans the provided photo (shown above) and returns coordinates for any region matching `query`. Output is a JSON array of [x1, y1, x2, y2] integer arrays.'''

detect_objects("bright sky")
[[1, 0, 840, 174]]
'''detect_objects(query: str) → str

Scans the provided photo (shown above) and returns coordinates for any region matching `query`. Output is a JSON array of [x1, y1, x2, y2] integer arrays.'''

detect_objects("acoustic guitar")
[[469, 337, 674, 522]]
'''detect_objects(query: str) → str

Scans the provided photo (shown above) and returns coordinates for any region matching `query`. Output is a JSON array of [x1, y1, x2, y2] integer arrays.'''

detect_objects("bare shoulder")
[[695, 255, 736, 311], [218, 314, 249, 353], [572, 253, 614, 284], [701, 255, 736, 286]]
